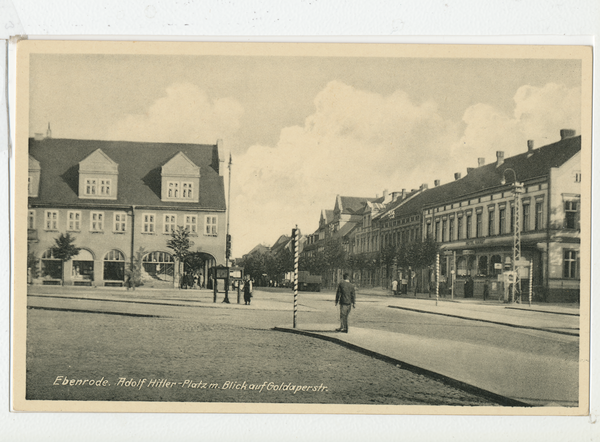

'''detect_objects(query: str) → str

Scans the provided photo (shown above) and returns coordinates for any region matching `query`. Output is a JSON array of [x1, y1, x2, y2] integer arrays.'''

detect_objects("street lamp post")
[[501, 168, 524, 303]]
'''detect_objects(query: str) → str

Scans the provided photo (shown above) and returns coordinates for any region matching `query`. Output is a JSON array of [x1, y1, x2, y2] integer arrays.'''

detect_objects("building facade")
[[28, 137, 227, 288], [301, 130, 581, 302]]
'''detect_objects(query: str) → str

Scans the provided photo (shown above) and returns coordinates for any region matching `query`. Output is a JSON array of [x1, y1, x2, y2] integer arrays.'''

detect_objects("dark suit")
[[335, 279, 356, 331]]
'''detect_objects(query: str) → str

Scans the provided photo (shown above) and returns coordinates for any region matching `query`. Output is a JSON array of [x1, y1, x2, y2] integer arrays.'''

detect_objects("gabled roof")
[[162, 151, 201, 177], [395, 135, 581, 217], [336, 195, 377, 215], [320, 209, 334, 225], [270, 235, 292, 254], [28, 138, 225, 210], [245, 244, 270, 256], [332, 221, 358, 240], [79, 148, 119, 173]]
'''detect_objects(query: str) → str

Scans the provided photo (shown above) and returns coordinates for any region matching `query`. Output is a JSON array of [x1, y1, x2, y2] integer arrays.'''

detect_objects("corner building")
[[27, 137, 227, 288], [422, 132, 581, 302]]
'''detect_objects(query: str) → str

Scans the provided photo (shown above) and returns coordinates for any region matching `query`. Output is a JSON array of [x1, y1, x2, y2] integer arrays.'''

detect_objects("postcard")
[[12, 40, 592, 415]]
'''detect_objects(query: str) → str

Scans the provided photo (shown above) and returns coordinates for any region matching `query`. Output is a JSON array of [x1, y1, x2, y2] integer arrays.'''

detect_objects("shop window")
[[490, 255, 502, 276], [478, 256, 488, 276], [104, 249, 125, 281]]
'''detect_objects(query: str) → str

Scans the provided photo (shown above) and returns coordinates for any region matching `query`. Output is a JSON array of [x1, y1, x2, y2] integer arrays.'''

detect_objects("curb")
[[273, 326, 531, 407], [388, 305, 579, 337], [505, 306, 579, 317]]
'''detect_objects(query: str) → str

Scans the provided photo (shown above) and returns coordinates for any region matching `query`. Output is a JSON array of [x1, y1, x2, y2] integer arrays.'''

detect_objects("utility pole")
[[223, 153, 232, 304]]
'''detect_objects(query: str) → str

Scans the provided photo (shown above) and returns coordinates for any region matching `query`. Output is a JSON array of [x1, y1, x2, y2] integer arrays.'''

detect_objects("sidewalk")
[[275, 323, 579, 407], [26, 285, 316, 313]]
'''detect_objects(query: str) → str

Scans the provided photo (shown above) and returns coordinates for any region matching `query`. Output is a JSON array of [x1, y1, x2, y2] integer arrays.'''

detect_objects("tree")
[[167, 226, 194, 288], [323, 238, 346, 286], [50, 233, 81, 286], [27, 251, 39, 283], [379, 244, 397, 287]]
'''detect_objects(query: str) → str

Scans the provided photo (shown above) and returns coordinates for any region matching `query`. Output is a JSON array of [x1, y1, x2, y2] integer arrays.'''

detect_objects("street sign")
[[504, 271, 516, 283], [494, 263, 503, 270], [462, 250, 475, 255]]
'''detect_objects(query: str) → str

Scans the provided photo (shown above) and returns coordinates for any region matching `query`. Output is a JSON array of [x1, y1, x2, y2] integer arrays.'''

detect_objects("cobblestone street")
[[26, 286, 502, 406]]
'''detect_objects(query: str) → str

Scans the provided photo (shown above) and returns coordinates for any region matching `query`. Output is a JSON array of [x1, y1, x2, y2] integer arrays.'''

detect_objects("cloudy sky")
[[29, 48, 582, 257]]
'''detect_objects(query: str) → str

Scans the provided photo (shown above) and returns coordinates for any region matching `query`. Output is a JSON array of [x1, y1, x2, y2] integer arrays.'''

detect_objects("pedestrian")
[[483, 280, 489, 301], [243, 275, 253, 305], [464, 275, 474, 298], [193, 274, 199, 289], [391, 278, 398, 296], [335, 273, 356, 333]]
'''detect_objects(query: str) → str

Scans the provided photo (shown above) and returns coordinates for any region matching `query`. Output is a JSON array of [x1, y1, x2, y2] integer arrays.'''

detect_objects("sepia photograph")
[[12, 40, 592, 414]]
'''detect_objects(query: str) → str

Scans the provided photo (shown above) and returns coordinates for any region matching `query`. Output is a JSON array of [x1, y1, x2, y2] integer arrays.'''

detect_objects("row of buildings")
[[27, 133, 228, 288], [301, 130, 582, 302]]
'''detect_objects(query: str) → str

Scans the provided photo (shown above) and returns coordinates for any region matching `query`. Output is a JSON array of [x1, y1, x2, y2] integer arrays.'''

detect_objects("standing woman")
[[243, 275, 253, 305]]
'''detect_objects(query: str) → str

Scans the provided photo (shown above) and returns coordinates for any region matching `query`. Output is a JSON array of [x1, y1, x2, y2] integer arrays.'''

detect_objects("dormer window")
[[161, 152, 200, 203], [79, 149, 118, 200]]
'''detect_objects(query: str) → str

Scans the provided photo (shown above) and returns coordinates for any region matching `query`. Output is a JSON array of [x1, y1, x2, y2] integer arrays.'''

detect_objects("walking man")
[[335, 273, 356, 333]]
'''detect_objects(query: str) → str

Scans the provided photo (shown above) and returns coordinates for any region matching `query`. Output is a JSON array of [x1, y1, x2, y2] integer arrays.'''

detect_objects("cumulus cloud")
[[231, 81, 581, 255], [108, 82, 244, 144], [231, 81, 459, 253], [452, 83, 581, 162]]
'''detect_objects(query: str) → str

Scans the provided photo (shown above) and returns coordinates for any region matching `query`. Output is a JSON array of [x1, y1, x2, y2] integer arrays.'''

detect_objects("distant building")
[[27, 137, 227, 288]]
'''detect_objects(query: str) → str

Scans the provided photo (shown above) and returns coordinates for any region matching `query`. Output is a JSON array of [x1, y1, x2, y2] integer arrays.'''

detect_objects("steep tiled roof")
[[322, 209, 334, 224], [28, 138, 226, 210], [396, 135, 581, 216], [339, 196, 376, 214], [333, 221, 358, 239]]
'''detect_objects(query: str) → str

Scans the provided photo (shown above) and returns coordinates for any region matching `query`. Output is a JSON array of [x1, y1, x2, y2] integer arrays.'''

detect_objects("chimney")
[[434, 179, 440, 187], [467, 167, 474, 174], [34, 133, 44, 141], [560, 129, 576, 140], [477, 158, 485, 167], [46, 123, 52, 139], [527, 140, 534, 152], [420, 183, 428, 190], [401, 189, 407, 199], [454, 172, 462, 181], [496, 151, 505, 167], [383, 189, 388, 200]]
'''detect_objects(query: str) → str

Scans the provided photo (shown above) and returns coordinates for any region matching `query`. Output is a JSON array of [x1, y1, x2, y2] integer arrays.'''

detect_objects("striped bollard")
[[293, 227, 299, 328], [529, 261, 533, 307]]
